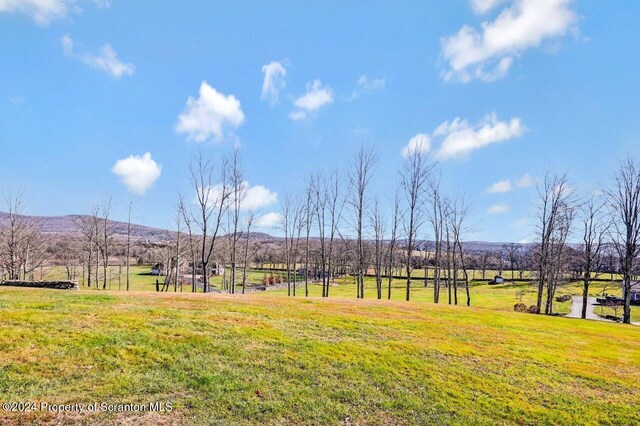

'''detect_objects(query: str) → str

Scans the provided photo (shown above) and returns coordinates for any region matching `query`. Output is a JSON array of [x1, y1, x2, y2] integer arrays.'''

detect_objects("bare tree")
[[369, 199, 386, 299], [608, 158, 640, 324], [312, 172, 342, 298], [303, 178, 314, 297], [188, 152, 231, 293], [399, 148, 432, 301], [504, 243, 520, 283], [74, 206, 100, 288], [347, 146, 377, 299], [427, 175, 445, 303], [535, 174, 576, 314], [178, 195, 198, 293], [226, 147, 246, 294], [578, 192, 609, 319], [281, 194, 303, 296], [0, 192, 45, 281], [98, 197, 114, 290], [241, 210, 256, 294], [450, 197, 472, 306], [386, 186, 401, 300]]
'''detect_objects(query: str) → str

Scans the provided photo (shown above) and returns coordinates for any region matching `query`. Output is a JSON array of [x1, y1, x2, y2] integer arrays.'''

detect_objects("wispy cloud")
[[0, 0, 74, 26], [261, 60, 287, 106], [485, 173, 534, 193], [487, 203, 510, 214], [62, 34, 134, 79], [348, 74, 385, 100]]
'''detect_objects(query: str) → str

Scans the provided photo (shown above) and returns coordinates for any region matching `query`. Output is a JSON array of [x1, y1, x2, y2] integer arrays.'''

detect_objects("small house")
[[489, 275, 504, 285], [151, 263, 165, 276], [211, 264, 225, 276], [189, 261, 225, 277], [623, 281, 640, 305]]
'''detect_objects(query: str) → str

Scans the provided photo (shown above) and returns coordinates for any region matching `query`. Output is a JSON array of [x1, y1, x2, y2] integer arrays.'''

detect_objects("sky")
[[1, 0, 639, 242]]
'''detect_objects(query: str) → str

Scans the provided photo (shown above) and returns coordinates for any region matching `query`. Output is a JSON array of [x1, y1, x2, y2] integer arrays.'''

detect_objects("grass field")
[[36, 265, 638, 320], [0, 287, 638, 425]]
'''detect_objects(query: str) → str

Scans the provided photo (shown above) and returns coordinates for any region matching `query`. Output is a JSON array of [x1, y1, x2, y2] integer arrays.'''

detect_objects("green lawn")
[[0, 287, 639, 425]]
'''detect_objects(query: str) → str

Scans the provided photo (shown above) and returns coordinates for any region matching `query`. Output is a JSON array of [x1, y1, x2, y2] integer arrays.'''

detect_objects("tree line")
[[1, 148, 640, 323]]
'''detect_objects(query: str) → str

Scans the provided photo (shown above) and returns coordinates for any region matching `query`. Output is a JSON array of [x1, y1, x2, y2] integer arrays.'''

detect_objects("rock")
[[555, 294, 572, 303], [528, 305, 539, 314]]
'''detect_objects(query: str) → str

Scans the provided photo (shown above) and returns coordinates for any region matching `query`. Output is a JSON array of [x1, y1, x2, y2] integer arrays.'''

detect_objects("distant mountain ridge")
[[0, 211, 275, 242], [0, 211, 527, 250]]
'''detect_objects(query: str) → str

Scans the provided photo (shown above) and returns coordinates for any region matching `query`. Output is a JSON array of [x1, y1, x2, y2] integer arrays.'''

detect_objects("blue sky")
[[1, 0, 639, 242]]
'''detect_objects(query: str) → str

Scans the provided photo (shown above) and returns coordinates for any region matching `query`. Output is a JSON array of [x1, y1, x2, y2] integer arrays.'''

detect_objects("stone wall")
[[0, 280, 79, 290]]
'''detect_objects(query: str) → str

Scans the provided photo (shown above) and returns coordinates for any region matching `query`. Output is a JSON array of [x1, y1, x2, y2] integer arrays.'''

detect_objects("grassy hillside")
[[0, 288, 638, 425]]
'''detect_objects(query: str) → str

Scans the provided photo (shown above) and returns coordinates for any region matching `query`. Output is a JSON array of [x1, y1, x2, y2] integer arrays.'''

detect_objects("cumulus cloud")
[[175, 81, 245, 142], [441, 0, 578, 82], [242, 183, 278, 210], [255, 212, 282, 228], [349, 74, 386, 100], [433, 113, 525, 160], [487, 203, 510, 214], [62, 34, 134, 79], [485, 173, 534, 193], [112, 152, 161, 195], [401, 133, 431, 158], [204, 181, 277, 211], [290, 79, 333, 120], [261, 61, 287, 106]]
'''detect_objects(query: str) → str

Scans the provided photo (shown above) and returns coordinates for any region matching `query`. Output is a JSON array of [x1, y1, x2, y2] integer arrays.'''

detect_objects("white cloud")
[[288, 111, 306, 121], [485, 173, 534, 193], [349, 74, 386, 99], [433, 113, 525, 160], [515, 173, 534, 188], [112, 152, 161, 195], [401, 133, 431, 158], [485, 179, 512, 193], [290, 79, 333, 119], [0, 0, 73, 25], [243, 183, 278, 210], [255, 212, 282, 228], [470, 0, 509, 14], [261, 61, 287, 106], [62, 34, 134, 79], [175, 81, 245, 142], [487, 203, 510, 214], [204, 181, 277, 211], [441, 0, 578, 82]]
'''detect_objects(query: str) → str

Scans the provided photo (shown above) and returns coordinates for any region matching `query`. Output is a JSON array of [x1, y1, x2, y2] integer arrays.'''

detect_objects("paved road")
[[566, 296, 611, 321]]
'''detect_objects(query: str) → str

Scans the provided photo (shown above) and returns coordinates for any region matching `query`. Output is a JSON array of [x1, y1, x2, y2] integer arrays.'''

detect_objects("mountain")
[[0, 212, 529, 250], [0, 212, 176, 241]]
